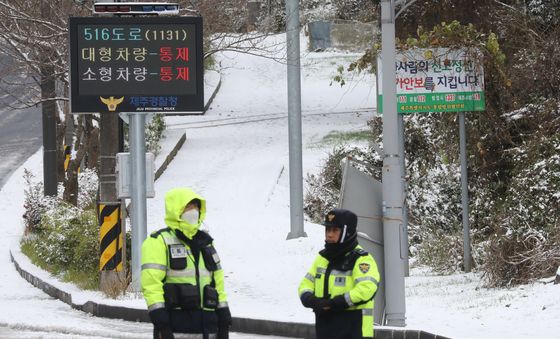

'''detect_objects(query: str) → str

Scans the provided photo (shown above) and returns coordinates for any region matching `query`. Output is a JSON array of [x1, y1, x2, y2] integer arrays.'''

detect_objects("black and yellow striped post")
[[63, 145, 71, 172], [98, 203, 123, 272]]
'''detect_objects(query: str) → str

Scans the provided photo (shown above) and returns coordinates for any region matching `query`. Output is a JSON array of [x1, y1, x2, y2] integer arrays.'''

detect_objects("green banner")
[[378, 91, 485, 114]]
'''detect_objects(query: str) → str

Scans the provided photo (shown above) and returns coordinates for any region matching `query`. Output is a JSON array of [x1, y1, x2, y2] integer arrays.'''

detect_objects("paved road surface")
[[0, 54, 42, 188]]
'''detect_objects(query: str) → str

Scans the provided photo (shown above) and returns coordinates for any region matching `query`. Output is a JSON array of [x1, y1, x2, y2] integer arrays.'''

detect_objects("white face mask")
[[181, 209, 199, 225]]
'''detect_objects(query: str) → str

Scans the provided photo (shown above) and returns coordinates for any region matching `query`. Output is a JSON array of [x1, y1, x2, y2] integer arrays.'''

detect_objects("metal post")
[[41, 86, 58, 196], [459, 112, 471, 272], [381, 0, 406, 326], [285, 0, 306, 239], [40, 2, 57, 196], [398, 114, 409, 277], [129, 112, 148, 291], [118, 114, 126, 279]]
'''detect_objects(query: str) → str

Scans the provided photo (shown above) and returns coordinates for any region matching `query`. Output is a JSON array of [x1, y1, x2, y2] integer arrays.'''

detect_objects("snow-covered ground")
[[1, 33, 559, 339]]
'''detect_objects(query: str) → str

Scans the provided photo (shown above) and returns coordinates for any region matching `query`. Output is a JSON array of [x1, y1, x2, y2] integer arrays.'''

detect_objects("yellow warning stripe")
[[99, 238, 123, 271], [98, 204, 123, 271], [99, 205, 119, 240], [64, 145, 71, 171]]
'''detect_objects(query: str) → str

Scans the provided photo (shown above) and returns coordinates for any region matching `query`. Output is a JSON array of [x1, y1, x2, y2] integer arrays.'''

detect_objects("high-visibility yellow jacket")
[[298, 245, 380, 338], [141, 188, 228, 315]]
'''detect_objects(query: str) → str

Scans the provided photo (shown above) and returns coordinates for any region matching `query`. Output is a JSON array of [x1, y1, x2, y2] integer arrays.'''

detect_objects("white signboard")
[[378, 48, 485, 113]]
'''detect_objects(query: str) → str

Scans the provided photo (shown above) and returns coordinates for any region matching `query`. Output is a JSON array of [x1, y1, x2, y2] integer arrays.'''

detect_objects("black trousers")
[[315, 310, 367, 339], [152, 309, 218, 338], [170, 309, 218, 333]]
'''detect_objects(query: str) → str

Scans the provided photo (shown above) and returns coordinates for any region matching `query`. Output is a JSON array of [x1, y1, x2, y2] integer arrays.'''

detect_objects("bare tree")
[[179, 0, 287, 62], [0, 0, 96, 205]]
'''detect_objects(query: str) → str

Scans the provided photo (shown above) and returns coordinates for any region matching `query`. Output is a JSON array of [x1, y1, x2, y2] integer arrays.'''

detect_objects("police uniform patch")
[[359, 263, 370, 273], [170, 244, 187, 258]]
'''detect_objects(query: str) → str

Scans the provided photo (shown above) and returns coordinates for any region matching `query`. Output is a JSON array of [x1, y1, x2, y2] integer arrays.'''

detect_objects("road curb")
[[204, 70, 222, 112], [155, 131, 186, 181]]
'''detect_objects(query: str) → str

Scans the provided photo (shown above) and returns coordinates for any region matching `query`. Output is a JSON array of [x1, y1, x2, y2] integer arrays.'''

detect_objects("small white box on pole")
[[116, 152, 155, 199]]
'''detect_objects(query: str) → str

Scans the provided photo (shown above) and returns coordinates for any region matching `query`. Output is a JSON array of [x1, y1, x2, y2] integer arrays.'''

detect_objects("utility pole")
[[380, 0, 406, 326], [98, 112, 124, 291], [40, 2, 57, 197], [285, 0, 306, 240], [96, 0, 126, 293]]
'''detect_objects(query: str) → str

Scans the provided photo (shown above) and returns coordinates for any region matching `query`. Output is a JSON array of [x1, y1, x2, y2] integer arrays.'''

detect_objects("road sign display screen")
[[69, 16, 203, 113]]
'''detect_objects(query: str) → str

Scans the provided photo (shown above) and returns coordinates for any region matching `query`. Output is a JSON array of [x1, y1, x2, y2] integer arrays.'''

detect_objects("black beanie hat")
[[322, 208, 358, 243]]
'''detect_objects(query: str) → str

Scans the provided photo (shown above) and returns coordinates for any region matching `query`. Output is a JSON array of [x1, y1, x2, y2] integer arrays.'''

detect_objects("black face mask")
[[320, 232, 358, 261]]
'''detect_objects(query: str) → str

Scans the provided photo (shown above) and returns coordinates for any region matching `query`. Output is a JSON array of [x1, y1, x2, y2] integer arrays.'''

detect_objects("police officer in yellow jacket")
[[298, 209, 380, 339], [141, 188, 231, 339]]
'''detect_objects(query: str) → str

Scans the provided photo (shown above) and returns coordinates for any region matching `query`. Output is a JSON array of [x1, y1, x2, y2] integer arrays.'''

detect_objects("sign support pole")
[[129, 112, 148, 292], [459, 111, 471, 272], [380, 0, 406, 326]]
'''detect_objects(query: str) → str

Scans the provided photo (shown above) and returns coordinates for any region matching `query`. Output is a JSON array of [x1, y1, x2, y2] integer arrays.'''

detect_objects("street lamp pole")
[[380, 0, 406, 326], [285, 0, 306, 240]]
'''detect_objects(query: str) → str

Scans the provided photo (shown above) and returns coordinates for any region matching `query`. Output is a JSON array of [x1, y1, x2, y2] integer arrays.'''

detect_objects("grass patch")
[[63, 268, 99, 290], [309, 130, 371, 148], [21, 237, 99, 291], [20, 240, 55, 272], [20, 204, 104, 293]]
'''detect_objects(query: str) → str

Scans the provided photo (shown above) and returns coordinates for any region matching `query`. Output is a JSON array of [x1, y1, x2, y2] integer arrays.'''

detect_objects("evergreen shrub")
[[21, 169, 101, 289], [21, 204, 99, 289], [482, 127, 560, 286]]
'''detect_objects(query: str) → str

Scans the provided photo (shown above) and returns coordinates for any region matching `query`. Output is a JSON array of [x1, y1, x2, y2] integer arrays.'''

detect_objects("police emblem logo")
[[328, 214, 335, 222], [100, 96, 124, 112], [359, 263, 370, 273]]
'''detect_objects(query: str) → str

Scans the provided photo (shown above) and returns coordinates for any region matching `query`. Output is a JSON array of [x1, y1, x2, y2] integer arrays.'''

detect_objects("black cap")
[[323, 208, 357, 229], [322, 208, 358, 243]]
